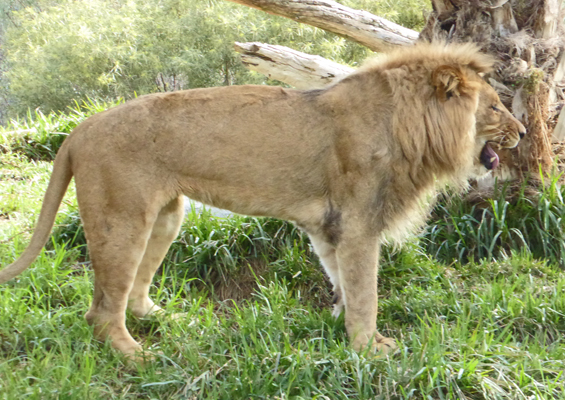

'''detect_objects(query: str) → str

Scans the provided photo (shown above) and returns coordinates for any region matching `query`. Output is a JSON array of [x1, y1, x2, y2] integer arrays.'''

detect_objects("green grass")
[[423, 176, 565, 265], [1, 109, 565, 398]]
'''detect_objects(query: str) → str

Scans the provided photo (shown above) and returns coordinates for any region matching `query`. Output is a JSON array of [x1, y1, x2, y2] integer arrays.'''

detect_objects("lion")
[[0, 43, 525, 360]]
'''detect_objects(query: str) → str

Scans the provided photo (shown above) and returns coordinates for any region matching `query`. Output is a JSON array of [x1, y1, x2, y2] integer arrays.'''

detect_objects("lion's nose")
[[519, 131, 526, 139]]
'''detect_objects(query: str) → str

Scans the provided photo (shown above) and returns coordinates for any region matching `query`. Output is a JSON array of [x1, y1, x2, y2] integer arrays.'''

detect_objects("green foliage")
[[2, 0, 430, 118], [1, 220, 565, 398], [0, 1, 55, 122], [423, 177, 565, 265], [0, 0, 47, 31], [0, 97, 123, 161], [339, 0, 430, 31]]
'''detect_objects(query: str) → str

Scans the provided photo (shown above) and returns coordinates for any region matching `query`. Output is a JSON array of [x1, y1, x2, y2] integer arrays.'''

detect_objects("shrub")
[[0, 98, 123, 161], [422, 176, 565, 265], [2, 0, 430, 118]]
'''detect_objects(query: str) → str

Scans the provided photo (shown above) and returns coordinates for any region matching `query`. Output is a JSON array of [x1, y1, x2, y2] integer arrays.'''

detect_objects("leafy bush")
[[0, 98, 123, 160], [422, 176, 565, 265], [0, 0, 47, 122], [2, 0, 346, 115], [2, 0, 430, 118]]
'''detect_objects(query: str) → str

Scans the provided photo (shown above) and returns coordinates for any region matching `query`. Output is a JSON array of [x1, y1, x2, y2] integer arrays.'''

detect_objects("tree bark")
[[234, 42, 353, 88], [533, 0, 562, 39], [226, 0, 418, 52]]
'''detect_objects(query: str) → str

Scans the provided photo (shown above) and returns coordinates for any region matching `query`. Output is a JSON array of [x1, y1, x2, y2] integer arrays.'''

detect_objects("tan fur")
[[0, 43, 525, 359]]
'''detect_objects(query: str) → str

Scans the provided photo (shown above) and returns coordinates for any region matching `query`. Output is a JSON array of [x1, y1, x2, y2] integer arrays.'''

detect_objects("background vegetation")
[[1, 0, 429, 119], [1, 1, 565, 399]]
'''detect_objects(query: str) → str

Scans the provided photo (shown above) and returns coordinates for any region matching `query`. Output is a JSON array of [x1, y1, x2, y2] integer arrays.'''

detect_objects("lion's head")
[[359, 42, 527, 243], [372, 42, 525, 189], [474, 82, 526, 174], [422, 46, 526, 179]]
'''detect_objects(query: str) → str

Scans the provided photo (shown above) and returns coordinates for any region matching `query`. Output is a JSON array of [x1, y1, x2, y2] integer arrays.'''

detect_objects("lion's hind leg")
[[81, 197, 162, 358], [127, 196, 185, 318]]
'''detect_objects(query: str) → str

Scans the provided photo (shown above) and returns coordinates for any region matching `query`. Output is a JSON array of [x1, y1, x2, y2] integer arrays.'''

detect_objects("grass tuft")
[[423, 177, 565, 265], [52, 206, 331, 307]]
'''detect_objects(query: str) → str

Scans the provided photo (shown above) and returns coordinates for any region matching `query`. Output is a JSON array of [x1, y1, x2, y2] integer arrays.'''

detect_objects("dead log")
[[227, 0, 418, 52], [234, 42, 353, 88]]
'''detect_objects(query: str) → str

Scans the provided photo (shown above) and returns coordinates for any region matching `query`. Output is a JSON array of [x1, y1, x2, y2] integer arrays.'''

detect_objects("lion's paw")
[[373, 335, 397, 356], [352, 333, 398, 357], [331, 292, 344, 319], [169, 312, 188, 321]]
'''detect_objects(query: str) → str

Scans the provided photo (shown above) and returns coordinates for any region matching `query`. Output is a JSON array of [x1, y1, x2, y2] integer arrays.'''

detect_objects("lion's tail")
[[0, 140, 73, 283]]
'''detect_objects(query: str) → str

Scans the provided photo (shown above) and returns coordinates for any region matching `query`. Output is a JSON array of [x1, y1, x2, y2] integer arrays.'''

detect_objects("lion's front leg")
[[335, 232, 397, 355]]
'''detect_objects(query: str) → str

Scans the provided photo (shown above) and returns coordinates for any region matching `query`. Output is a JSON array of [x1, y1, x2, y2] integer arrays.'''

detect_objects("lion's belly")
[[176, 162, 325, 222]]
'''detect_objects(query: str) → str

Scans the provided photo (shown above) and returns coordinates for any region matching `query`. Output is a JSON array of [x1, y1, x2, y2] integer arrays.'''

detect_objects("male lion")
[[0, 43, 525, 359]]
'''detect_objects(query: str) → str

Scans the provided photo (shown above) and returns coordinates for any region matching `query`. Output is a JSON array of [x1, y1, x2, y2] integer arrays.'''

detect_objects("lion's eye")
[[492, 106, 500, 112]]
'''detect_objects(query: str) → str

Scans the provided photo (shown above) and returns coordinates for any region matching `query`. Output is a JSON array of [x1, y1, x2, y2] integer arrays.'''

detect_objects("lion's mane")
[[344, 43, 495, 243]]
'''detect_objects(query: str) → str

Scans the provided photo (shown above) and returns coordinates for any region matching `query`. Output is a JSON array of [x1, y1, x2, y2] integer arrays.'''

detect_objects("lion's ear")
[[432, 65, 467, 101]]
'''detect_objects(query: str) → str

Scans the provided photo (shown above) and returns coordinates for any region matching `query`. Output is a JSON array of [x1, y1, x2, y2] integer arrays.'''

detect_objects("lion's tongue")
[[480, 143, 499, 170]]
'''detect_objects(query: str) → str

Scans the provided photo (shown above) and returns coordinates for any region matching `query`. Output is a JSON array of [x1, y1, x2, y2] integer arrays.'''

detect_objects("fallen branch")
[[235, 42, 353, 88], [228, 0, 418, 52]]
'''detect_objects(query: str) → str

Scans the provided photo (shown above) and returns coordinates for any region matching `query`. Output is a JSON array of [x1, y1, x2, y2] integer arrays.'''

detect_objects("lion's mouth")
[[480, 143, 499, 170]]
